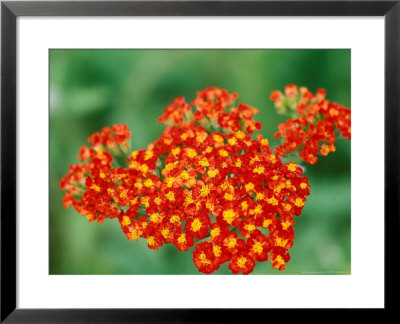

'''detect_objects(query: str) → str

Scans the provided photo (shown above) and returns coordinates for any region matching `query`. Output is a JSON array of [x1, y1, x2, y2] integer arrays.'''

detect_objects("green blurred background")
[[50, 49, 351, 275]]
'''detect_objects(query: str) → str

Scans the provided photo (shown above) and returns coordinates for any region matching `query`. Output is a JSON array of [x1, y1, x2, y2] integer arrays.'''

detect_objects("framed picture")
[[1, 0, 397, 321]]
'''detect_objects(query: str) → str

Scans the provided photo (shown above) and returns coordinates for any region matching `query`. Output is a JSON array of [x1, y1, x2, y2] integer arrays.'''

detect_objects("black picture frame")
[[1, 0, 398, 321]]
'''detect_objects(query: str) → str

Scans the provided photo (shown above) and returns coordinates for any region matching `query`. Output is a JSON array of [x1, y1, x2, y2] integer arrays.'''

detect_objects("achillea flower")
[[270, 85, 350, 164], [60, 86, 349, 274]]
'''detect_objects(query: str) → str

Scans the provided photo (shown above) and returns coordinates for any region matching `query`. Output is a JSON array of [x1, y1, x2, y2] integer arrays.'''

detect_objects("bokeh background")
[[50, 49, 351, 275]]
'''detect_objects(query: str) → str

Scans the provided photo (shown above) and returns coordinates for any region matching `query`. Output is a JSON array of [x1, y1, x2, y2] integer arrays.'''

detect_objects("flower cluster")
[[270, 84, 351, 164], [61, 85, 349, 274]]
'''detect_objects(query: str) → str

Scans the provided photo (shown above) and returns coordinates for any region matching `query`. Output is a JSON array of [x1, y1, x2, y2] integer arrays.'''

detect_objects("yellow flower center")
[[213, 245, 222, 257], [171, 147, 180, 156], [180, 170, 190, 180], [150, 213, 160, 223], [144, 150, 154, 160], [207, 169, 219, 178], [295, 198, 304, 207], [228, 137, 238, 145], [275, 237, 288, 247], [147, 236, 155, 246], [165, 177, 175, 188], [288, 163, 297, 172], [213, 134, 224, 143], [281, 221, 292, 230], [244, 224, 256, 232], [227, 238, 237, 249], [161, 228, 170, 239], [165, 162, 176, 171], [144, 178, 154, 188], [223, 209, 236, 224], [187, 148, 197, 158], [283, 203, 292, 211], [210, 227, 220, 238], [91, 184, 100, 192], [237, 257, 247, 268], [199, 252, 211, 265], [235, 131, 246, 139], [267, 197, 278, 206], [170, 215, 180, 224], [165, 191, 175, 202], [184, 195, 194, 206], [199, 158, 209, 167], [200, 185, 210, 197], [177, 234, 186, 244], [140, 164, 149, 173], [154, 196, 162, 205], [274, 255, 285, 267], [253, 166, 265, 175], [245, 183, 255, 192], [191, 218, 202, 232], [253, 242, 263, 254], [129, 228, 140, 241], [224, 192, 234, 201], [219, 149, 229, 157], [121, 216, 131, 226]]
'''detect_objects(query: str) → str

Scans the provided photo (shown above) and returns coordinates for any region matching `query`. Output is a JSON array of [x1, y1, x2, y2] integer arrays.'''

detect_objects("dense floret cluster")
[[270, 84, 351, 164], [60, 85, 349, 274]]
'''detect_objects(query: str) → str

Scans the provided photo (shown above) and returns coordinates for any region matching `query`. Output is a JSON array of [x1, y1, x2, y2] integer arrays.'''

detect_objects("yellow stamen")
[[121, 216, 131, 226], [267, 197, 278, 206], [288, 163, 297, 172], [177, 233, 186, 244], [245, 183, 255, 192], [119, 190, 127, 199], [275, 237, 288, 247], [213, 134, 224, 143], [200, 185, 210, 197], [219, 149, 229, 157], [210, 227, 220, 238], [228, 137, 237, 145], [213, 245, 222, 257], [199, 158, 209, 167], [223, 209, 236, 224], [227, 238, 237, 249], [144, 178, 154, 188], [150, 213, 160, 223], [191, 218, 202, 232], [237, 257, 247, 268], [207, 169, 219, 178], [295, 198, 304, 207], [180, 170, 190, 180], [144, 150, 154, 161], [187, 148, 197, 158], [165, 191, 175, 202], [253, 242, 263, 254], [161, 228, 170, 239], [253, 166, 265, 175], [224, 192, 234, 201]]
